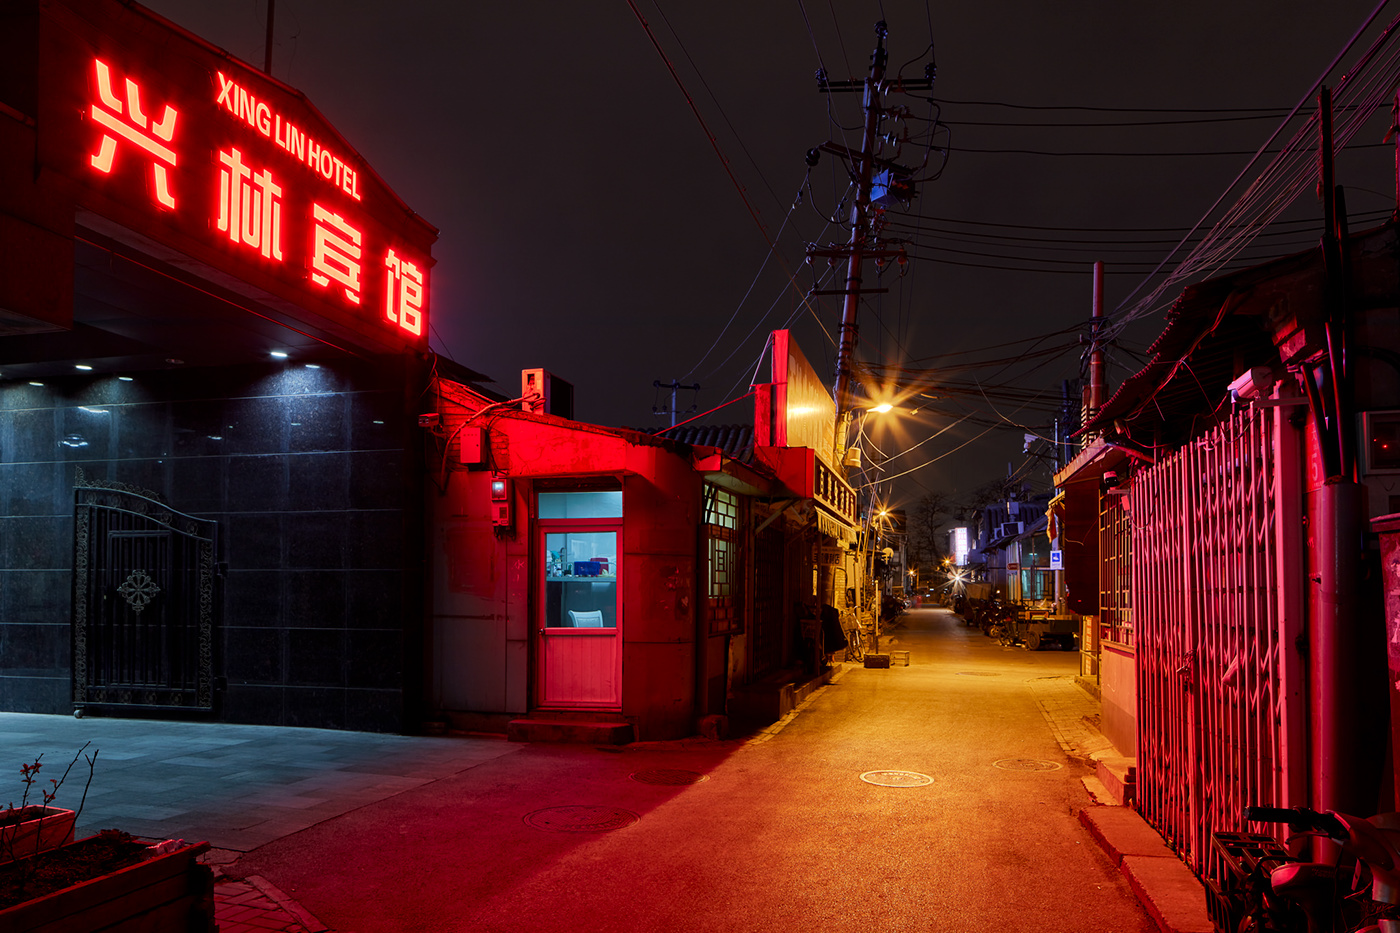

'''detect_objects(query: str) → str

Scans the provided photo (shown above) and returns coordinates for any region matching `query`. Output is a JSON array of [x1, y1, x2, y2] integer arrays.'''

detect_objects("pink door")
[[538, 523, 621, 708]]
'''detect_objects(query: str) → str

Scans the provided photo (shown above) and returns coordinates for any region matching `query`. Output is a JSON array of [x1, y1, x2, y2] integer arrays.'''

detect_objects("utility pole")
[[263, 0, 275, 75], [1088, 261, 1106, 425], [652, 380, 699, 428], [808, 22, 931, 470]]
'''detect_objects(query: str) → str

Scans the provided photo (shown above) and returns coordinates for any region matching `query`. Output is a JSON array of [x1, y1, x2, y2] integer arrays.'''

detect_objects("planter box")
[[0, 836, 214, 933], [0, 808, 76, 864]]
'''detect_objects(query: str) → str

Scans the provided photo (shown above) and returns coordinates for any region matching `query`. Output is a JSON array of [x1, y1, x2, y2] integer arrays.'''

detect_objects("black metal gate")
[[72, 469, 218, 712]]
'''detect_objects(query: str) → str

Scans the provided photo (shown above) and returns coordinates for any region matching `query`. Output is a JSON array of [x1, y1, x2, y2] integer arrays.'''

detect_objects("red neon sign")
[[310, 203, 363, 304], [384, 249, 424, 336], [215, 71, 361, 201], [217, 147, 283, 261], [89, 60, 179, 209], [80, 55, 430, 343]]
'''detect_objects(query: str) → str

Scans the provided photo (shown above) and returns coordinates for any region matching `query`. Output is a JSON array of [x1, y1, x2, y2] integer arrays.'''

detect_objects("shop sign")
[[39, 3, 435, 351], [770, 330, 837, 469]]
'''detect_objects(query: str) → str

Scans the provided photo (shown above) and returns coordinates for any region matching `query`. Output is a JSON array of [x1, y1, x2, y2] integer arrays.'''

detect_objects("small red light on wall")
[[490, 475, 511, 527]]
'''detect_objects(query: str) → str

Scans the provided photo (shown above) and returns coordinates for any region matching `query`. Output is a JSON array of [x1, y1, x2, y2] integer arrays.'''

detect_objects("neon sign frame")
[[52, 20, 435, 352]]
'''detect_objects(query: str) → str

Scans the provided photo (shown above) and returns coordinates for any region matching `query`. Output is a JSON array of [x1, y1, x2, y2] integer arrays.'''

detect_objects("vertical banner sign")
[[39, 3, 436, 352]]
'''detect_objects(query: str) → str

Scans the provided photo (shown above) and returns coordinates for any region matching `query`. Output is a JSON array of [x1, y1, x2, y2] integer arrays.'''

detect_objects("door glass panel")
[[544, 531, 617, 628]]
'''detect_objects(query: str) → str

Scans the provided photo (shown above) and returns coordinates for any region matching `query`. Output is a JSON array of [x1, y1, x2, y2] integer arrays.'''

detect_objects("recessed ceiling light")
[[75, 364, 93, 371], [305, 363, 321, 369], [118, 376, 134, 382], [28, 381, 43, 387], [270, 351, 289, 359]]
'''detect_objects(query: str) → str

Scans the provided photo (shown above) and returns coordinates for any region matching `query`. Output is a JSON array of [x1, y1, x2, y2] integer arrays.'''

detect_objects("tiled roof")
[[652, 423, 755, 463]]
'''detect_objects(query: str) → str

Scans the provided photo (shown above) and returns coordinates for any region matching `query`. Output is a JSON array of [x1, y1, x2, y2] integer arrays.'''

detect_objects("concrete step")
[[1096, 756, 1138, 806], [506, 717, 635, 745], [730, 666, 835, 725]]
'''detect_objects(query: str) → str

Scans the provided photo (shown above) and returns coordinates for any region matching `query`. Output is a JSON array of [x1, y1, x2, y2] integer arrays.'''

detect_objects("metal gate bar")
[[1131, 405, 1304, 879]]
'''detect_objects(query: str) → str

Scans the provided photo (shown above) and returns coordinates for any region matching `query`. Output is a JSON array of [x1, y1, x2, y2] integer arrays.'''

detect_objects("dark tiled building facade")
[[0, 357, 420, 731]]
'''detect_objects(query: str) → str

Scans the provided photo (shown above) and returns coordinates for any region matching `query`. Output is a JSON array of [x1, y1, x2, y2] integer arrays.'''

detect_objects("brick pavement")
[[214, 875, 328, 933]]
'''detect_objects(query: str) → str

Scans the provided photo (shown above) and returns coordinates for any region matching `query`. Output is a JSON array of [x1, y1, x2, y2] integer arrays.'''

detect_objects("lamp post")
[[849, 400, 898, 662]]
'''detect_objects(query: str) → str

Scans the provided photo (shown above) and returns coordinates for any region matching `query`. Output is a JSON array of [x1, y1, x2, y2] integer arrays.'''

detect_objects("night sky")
[[138, 1, 1399, 506]]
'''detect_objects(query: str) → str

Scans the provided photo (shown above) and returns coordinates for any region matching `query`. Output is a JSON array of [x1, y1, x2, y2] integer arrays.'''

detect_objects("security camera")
[[1228, 366, 1276, 402]]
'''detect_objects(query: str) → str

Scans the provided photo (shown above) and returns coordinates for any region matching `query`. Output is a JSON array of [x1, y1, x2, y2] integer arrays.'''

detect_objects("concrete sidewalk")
[[1, 712, 520, 932]]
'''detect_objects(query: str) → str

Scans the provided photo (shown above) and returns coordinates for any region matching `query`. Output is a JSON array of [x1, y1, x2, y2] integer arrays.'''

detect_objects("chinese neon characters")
[[310, 204, 363, 304], [87, 58, 426, 339], [384, 249, 424, 336], [89, 60, 179, 209], [218, 148, 283, 260]]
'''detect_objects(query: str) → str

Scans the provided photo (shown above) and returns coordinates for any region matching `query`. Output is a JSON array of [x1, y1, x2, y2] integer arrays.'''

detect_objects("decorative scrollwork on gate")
[[116, 570, 162, 613]]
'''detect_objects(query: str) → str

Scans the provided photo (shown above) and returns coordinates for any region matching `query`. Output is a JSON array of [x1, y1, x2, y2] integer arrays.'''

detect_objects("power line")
[[880, 207, 1392, 236], [948, 140, 1393, 158], [927, 98, 1296, 114]]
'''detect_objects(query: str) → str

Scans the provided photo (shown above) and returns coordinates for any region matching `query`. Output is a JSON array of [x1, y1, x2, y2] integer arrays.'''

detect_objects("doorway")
[[536, 490, 622, 708]]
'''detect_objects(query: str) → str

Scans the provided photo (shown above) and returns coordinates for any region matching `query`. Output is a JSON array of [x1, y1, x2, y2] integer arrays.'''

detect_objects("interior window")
[[544, 530, 618, 628]]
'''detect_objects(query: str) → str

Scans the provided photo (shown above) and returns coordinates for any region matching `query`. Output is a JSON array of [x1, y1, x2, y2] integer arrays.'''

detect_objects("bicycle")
[[840, 609, 864, 662], [1210, 804, 1400, 933]]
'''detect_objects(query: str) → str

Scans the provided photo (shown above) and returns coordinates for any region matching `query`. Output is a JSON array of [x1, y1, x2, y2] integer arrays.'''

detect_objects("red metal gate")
[[1131, 404, 1306, 877]]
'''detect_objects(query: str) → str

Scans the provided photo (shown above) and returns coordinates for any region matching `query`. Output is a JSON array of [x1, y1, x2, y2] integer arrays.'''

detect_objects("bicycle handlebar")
[[1244, 805, 1347, 838]]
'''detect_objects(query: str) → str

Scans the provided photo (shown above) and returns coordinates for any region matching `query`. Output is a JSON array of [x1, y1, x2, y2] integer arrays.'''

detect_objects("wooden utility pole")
[[809, 22, 931, 468]]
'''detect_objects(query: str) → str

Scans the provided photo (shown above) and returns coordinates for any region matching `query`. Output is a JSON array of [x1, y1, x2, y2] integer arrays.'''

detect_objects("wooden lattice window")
[[704, 485, 744, 636]]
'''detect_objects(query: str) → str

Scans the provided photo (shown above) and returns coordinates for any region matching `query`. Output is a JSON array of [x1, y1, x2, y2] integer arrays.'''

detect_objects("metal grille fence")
[[1131, 404, 1306, 878]]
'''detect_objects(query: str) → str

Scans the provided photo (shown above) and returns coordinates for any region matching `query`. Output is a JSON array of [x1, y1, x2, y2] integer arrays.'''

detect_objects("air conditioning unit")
[[999, 521, 1024, 538], [521, 368, 575, 419]]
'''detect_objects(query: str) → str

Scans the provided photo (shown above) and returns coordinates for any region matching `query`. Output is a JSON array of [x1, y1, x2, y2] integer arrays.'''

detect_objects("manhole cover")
[[523, 806, 640, 833], [993, 758, 1063, 772], [956, 671, 1001, 677], [860, 770, 934, 787], [630, 769, 709, 785]]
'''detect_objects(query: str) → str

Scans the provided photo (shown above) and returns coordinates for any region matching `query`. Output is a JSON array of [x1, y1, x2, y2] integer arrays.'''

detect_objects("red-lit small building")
[[422, 332, 864, 741], [0, 0, 447, 730]]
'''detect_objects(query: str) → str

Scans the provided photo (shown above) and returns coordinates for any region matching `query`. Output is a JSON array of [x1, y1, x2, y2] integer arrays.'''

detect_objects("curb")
[[1078, 806, 1213, 933], [248, 875, 331, 933]]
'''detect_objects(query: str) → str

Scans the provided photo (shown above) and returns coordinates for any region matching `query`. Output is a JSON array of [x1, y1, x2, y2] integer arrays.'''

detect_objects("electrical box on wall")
[[521, 368, 575, 419], [490, 475, 512, 527], [459, 425, 487, 467]]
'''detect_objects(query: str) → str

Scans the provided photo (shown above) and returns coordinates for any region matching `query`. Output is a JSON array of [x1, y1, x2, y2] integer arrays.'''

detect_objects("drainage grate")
[[523, 806, 640, 833], [956, 671, 1001, 677], [630, 769, 709, 785], [993, 758, 1063, 772], [860, 770, 934, 787]]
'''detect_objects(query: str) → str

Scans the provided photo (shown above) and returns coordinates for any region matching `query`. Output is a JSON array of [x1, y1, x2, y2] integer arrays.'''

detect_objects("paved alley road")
[[225, 607, 1153, 933]]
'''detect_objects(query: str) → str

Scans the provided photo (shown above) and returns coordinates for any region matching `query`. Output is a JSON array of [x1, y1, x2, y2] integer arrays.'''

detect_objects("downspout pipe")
[[1308, 482, 1369, 821], [1308, 85, 1374, 825]]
